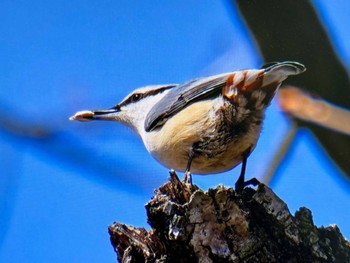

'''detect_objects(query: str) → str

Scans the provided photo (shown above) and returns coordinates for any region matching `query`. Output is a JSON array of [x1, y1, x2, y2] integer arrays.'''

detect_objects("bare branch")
[[278, 86, 350, 136]]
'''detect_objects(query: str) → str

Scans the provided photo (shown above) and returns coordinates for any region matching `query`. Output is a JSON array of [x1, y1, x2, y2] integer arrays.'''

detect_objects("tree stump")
[[109, 171, 350, 262]]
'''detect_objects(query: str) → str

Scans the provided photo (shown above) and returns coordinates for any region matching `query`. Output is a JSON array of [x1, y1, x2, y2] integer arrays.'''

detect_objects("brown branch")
[[109, 172, 350, 262], [278, 86, 350, 136]]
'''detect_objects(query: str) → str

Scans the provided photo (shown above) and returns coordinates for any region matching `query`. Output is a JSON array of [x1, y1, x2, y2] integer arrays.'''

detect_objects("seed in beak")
[[69, 110, 95, 122]]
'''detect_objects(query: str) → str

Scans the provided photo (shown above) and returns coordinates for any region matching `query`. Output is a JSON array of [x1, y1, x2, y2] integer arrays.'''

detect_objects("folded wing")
[[145, 61, 305, 132]]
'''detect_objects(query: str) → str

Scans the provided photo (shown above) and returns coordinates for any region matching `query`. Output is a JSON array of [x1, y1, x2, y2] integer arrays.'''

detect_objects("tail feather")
[[223, 61, 306, 110], [262, 61, 306, 87]]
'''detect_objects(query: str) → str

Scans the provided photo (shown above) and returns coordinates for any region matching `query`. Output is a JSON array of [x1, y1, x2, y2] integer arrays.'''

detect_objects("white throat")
[[119, 90, 170, 137]]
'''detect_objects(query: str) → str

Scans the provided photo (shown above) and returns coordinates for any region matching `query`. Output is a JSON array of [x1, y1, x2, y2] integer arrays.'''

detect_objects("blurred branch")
[[262, 121, 298, 185], [278, 86, 350, 136], [235, 0, 350, 178], [0, 106, 155, 193]]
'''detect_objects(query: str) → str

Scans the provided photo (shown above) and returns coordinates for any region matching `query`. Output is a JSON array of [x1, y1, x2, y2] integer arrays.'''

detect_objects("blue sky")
[[0, 1, 349, 262]]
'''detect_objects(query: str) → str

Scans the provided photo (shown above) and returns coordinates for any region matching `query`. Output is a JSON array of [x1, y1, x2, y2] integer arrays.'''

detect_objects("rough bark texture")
[[109, 172, 350, 263]]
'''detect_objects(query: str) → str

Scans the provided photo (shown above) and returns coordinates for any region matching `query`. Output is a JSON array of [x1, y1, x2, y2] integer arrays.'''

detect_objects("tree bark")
[[109, 171, 350, 262]]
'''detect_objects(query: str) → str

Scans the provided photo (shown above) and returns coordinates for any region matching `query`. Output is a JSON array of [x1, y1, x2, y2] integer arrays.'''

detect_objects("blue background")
[[1, 1, 349, 262]]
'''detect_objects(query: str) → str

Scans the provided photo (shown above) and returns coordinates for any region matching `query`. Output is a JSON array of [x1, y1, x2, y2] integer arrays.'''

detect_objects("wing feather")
[[144, 74, 231, 132], [144, 62, 305, 132]]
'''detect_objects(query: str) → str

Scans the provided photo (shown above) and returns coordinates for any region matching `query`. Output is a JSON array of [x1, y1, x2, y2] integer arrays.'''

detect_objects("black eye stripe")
[[119, 93, 143, 107], [117, 85, 176, 108], [131, 93, 142, 102]]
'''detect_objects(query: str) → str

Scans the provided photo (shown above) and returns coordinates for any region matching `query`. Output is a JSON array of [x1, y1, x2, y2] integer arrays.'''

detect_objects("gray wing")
[[144, 74, 231, 132]]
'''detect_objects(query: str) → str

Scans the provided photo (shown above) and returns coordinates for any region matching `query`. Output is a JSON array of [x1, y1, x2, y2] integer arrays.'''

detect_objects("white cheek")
[[126, 92, 170, 136]]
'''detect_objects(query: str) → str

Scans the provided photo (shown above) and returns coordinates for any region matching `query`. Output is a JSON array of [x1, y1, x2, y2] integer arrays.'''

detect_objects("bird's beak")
[[69, 107, 120, 122]]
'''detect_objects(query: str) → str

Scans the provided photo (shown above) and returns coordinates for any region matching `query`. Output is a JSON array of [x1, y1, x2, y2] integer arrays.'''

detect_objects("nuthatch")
[[70, 61, 306, 191]]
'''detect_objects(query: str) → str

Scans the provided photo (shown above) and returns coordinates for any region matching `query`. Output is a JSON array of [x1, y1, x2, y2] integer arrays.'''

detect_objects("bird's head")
[[70, 84, 175, 135]]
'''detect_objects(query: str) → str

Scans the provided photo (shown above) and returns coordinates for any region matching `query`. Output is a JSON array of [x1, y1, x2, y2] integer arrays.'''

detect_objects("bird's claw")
[[235, 177, 260, 193], [182, 171, 192, 184]]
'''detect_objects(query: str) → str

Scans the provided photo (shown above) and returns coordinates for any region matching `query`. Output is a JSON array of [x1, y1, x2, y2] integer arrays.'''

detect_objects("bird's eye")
[[130, 93, 142, 102]]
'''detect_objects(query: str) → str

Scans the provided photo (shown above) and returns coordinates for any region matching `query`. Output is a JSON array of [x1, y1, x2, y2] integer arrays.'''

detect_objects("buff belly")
[[143, 99, 262, 174]]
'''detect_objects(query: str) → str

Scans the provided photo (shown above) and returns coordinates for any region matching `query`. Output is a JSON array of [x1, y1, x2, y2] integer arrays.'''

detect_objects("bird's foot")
[[182, 171, 192, 185], [235, 177, 260, 193]]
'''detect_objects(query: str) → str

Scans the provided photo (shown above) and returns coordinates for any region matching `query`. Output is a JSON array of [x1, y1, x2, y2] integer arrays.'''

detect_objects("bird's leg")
[[235, 146, 255, 192], [235, 155, 248, 192], [182, 151, 195, 184]]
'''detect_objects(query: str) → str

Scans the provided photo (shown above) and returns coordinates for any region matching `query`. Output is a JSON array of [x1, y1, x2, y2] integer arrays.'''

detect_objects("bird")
[[70, 61, 306, 191]]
